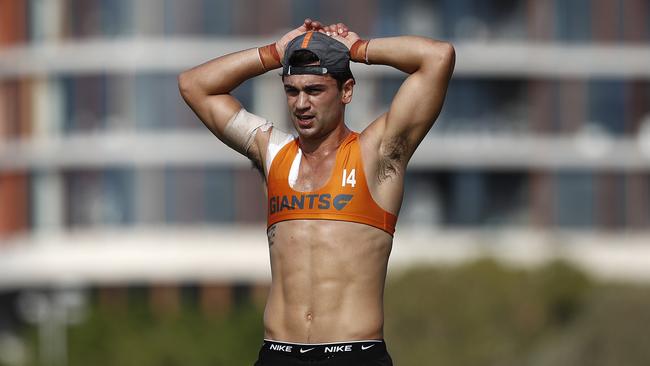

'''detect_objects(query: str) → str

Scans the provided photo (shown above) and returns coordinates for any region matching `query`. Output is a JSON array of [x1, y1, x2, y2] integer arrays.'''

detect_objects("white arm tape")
[[223, 108, 272, 155]]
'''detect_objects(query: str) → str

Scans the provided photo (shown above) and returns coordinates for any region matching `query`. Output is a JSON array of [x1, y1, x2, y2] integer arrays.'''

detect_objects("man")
[[179, 19, 454, 366]]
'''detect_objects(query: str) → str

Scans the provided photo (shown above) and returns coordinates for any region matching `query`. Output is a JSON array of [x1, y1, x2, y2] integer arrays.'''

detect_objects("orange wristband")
[[258, 43, 281, 71], [350, 39, 370, 64]]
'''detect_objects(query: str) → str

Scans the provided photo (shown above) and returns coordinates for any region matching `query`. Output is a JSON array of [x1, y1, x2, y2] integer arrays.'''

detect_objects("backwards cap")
[[282, 31, 352, 76]]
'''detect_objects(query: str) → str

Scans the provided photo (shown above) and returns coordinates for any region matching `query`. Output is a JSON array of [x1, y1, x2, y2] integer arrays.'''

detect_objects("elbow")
[[177, 70, 193, 102], [442, 42, 456, 73], [423, 40, 455, 75], [439, 42, 456, 67], [178, 69, 208, 105], [433, 41, 455, 68]]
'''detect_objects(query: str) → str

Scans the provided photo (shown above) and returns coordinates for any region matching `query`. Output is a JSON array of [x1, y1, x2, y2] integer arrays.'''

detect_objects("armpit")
[[378, 135, 408, 183]]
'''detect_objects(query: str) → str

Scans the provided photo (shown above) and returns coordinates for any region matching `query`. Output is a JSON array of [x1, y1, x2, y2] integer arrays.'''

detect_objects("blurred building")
[[1, 0, 650, 362]]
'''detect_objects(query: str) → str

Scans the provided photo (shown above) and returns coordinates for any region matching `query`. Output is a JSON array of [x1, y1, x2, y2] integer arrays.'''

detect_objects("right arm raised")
[[177, 20, 322, 166], [178, 47, 271, 163]]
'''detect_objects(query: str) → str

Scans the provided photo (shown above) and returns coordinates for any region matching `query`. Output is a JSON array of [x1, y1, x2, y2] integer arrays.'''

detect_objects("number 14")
[[342, 169, 356, 187]]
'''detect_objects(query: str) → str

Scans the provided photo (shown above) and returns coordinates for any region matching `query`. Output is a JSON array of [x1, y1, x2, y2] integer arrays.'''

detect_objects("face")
[[282, 74, 353, 140]]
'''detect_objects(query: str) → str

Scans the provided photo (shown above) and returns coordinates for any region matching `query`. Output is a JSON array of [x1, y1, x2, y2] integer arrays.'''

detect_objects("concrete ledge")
[[2, 227, 650, 289]]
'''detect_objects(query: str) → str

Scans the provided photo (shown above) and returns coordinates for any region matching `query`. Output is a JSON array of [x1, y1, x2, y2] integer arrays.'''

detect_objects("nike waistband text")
[[261, 339, 386, 361]]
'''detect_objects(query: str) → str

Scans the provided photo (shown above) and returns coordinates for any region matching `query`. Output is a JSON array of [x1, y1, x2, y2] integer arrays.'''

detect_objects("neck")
[[298, 124, 351, 157]]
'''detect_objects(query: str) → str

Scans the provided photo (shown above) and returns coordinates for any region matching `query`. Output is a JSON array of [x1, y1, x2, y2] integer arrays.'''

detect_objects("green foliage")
[[23, 301, 263, 366], [384, 259, 593, 366], [529, 286, 650, 366], [16, 260, 650, 366], [67, 306, 261, 366]]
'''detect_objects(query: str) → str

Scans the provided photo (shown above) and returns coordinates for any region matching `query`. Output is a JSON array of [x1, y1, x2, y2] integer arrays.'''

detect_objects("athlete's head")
[[281, 32, 355, 139]]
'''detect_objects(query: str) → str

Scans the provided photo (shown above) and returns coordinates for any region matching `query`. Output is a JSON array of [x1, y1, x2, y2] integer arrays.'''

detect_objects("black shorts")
[[253, 339, 393, 366]]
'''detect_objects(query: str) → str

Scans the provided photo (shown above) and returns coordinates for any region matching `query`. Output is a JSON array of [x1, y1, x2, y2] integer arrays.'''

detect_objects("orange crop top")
[[267, 132, 397, 235]]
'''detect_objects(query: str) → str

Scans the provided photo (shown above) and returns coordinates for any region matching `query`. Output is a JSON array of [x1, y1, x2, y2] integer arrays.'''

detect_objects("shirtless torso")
[[179, 18, 454, 364], [263, 128, 397, 343]]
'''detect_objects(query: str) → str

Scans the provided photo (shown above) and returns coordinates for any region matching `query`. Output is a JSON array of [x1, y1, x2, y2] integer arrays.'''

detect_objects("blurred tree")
[[529, 287, 650, 366], [22, 298, 263, 366], [16, 261, 650, 366], [384, 259, 592, 366]]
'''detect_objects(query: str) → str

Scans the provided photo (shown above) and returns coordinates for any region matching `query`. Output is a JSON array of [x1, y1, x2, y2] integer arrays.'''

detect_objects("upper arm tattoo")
[[378, 135, 408, 183], [267, 224, 277, 247]]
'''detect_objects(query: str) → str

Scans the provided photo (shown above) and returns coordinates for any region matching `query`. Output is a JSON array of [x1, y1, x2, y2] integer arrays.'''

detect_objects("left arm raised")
[[366, 36, 455, 163]]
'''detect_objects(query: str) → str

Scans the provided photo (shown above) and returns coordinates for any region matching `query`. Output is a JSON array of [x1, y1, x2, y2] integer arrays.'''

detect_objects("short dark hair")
[[285, 49, 354, 89]]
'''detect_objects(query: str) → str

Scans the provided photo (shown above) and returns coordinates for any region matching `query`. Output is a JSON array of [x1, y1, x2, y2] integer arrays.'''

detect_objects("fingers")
[[304, 18, 323, 31], [302, 19, 350, 37], [323, 23, 350, 37], [324, 23, 336, 36], [337, 23, 349, 37], [329, 33, 344, 42]]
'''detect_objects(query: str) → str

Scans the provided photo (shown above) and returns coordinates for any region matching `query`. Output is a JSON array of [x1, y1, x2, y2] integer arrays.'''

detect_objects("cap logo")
[[301, 31, 314, 49]]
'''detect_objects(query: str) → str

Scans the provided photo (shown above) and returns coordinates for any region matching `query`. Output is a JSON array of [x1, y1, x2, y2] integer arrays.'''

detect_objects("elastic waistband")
[[261, 339, 386, 361]]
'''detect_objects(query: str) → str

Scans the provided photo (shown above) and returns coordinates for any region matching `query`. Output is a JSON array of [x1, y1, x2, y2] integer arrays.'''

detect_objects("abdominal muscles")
[[263, 219, 393, 343]]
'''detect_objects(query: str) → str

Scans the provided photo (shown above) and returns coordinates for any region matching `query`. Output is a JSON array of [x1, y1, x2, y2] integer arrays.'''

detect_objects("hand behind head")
[[277, 19, 359, 59], [317, 21, 359, 50]]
